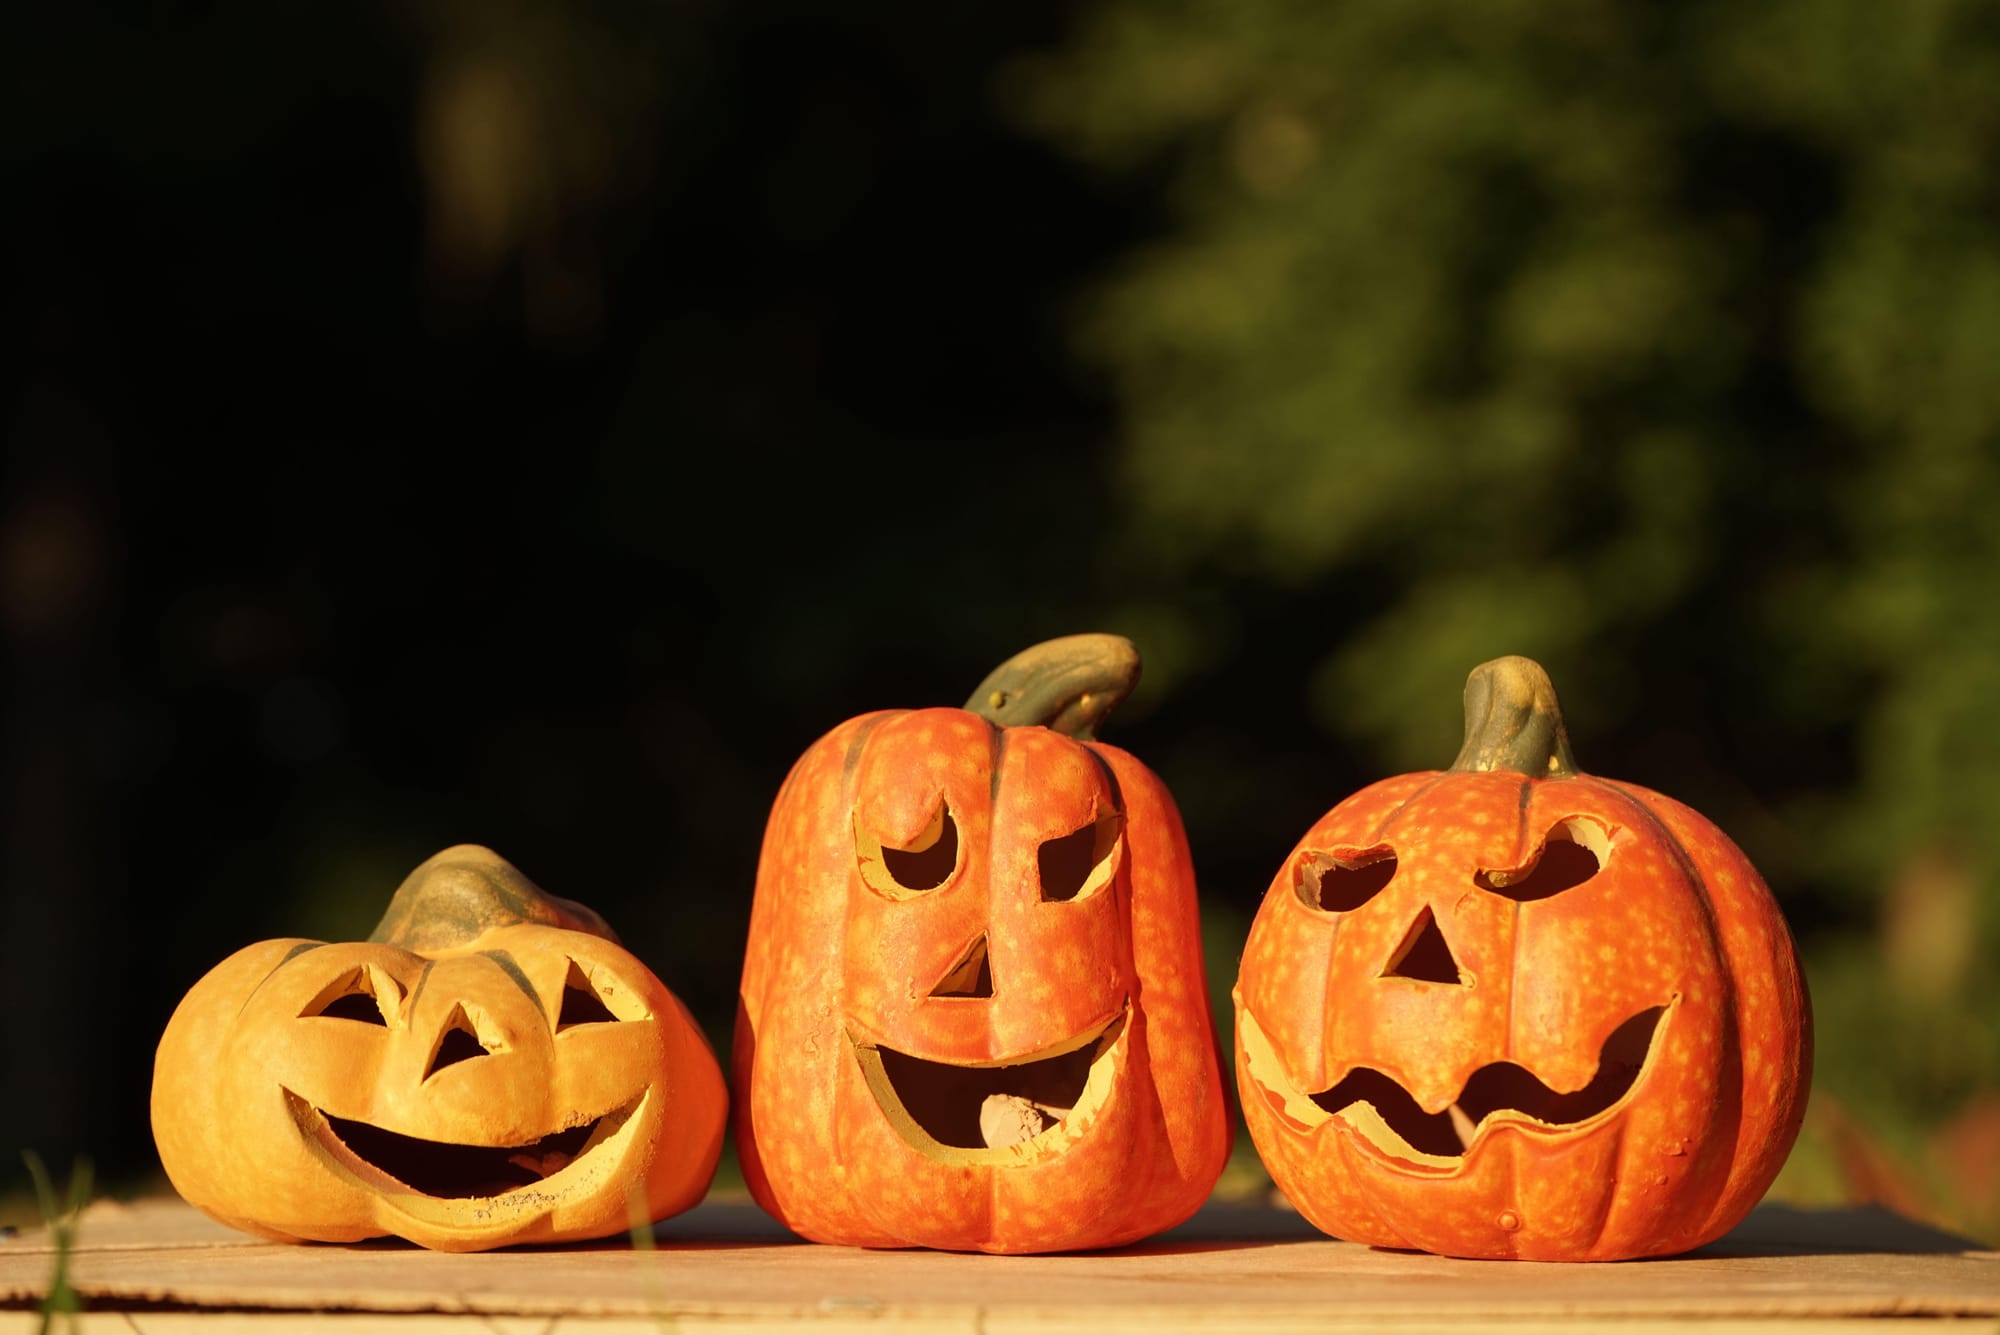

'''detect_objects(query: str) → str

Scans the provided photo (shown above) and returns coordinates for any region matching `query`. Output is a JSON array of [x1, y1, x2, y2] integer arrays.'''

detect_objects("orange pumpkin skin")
[[152, 846, 727, 1252], [735, 638, 1231, 1253], [1234, 659, 1811, 1261]]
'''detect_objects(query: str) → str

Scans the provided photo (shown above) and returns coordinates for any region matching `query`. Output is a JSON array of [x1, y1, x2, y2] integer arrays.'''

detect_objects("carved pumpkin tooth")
[[1234, 656, 1811, 1262], [980, 1094, 1055, 1149], [1446, 1103, 1477, 1151]]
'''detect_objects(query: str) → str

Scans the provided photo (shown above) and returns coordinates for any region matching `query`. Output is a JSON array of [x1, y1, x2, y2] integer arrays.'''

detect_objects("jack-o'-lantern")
[[152, 845, 726, 1251], [1235, 657, 1810, 1260], [735, 634, 1231, 1253]]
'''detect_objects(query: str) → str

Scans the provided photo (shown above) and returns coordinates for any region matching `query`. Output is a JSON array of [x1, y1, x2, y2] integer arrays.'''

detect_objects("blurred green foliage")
[[1012, 0, 2000, 1232]]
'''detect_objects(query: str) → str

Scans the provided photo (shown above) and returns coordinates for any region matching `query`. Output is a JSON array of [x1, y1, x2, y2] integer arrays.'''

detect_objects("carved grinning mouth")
[[284, 1089, 641, 1199], [851, 1010, 1127, 1162], [1241, 1003, 1670, 1167]]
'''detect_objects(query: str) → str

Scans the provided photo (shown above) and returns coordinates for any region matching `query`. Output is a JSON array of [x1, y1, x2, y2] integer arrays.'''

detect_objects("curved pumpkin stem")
[[963, 633, 1141, 739], [368, 845, 618, 950], [1448, 656, 1579, 779]]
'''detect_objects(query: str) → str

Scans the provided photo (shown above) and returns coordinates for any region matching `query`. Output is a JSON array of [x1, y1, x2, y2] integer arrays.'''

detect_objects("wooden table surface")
[[2, 1196, 1996, 1332]]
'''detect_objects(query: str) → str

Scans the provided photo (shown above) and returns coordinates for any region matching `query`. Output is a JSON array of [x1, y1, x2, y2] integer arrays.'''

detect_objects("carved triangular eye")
[[556, 960, 619, 1029], [301, 967, 393, 1025]]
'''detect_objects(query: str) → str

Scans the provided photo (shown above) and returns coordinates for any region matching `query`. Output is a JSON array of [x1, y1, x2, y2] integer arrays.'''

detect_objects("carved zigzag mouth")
[[284, 1088, 642, 1199], [849, 1009, 1127, 1164], [1241, 1003, 1669, 1168]]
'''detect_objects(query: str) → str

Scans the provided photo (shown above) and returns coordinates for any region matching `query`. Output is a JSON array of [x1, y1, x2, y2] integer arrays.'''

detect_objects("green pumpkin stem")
[[1448, 656, 1580, 778], [368, 845, 618, 951], [963, 633, 1141, 739]]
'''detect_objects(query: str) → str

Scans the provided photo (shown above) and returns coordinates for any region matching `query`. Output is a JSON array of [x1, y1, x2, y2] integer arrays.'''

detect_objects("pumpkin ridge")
[[808, 711, 893, 1033], [1501, 773, 1529, 1070], [1365, 770, 1452, 846], [1504, 897, 1520, 1068], [1584, 1107, 1632, 1258], [989, 715, 1007, 802], [1081, 744, 1126, 820], [1601, 778, 1805, 1246], [1593, 1048, 1679, 1258], [1510, 772, 1532, 860], [405, 958, 438, 1015], [837, 710, 894, 792], [476, 949, 539, 1008], [236, 941, 330, 1019], [1599, 776, 1738, 1043], [1355, 1128, 1410, 1245]]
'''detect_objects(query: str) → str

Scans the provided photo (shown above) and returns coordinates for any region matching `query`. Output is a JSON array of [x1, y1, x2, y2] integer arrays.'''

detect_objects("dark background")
[[5, 2, 1996, 1237]]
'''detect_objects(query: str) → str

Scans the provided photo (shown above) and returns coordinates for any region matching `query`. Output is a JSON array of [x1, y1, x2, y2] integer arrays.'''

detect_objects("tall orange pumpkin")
[[152, 846, 727, 1251], [1234, 657, 1811, 1260], [735, 634, 1231, 1252]]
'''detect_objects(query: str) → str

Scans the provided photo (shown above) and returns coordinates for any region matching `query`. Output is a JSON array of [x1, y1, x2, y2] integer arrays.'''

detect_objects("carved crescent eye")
[[856, 804, 961, 899], [1037, 810, 1123, 903], [1476, 817, 1611, 901], [1295, 846, 1398, 914]]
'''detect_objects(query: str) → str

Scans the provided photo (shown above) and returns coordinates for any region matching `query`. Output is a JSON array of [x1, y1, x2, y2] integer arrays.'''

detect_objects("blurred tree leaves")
[[413, 0, 705, 335], [1014, 0, 2000, 1191]]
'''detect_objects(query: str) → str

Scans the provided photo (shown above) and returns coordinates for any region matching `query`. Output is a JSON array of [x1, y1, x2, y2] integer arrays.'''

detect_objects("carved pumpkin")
[[151, 846, 727, 1251], [735, 634, 1231, 1252], [1235, 657, 1811, 1260]]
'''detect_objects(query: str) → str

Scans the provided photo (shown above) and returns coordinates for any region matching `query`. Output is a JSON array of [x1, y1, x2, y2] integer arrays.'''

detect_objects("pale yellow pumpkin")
[[152, 845, 726, 1251]]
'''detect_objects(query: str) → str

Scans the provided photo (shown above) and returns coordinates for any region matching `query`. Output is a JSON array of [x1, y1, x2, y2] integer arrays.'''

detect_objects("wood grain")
[[0, 1198, 1993, 1329]]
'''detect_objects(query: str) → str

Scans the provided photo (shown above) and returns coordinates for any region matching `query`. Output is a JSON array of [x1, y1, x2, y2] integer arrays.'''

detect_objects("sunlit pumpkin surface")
[[1234, 657, 1811, 1261], [735, 635, 1231, 1253], [151, 846, 727, 1251]]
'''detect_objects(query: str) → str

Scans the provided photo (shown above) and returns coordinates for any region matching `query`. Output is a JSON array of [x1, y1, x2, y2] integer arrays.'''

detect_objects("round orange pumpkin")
[[735, 634, 1231, 1252], [1234, 657, 1811, 1260], [152, 845, 727, 1251]]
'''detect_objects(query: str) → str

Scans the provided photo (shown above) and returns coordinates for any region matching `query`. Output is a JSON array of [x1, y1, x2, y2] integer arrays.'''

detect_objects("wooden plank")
[[7, 1318, 2000, 1335], [0, 1198, 1994, 1326]]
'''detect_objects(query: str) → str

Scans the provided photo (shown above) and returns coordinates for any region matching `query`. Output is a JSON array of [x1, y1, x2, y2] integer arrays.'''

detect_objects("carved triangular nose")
[[425, 1003, 493, 1079], [930, 932, 993, 998], [1382, 908, 1463, 984]]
